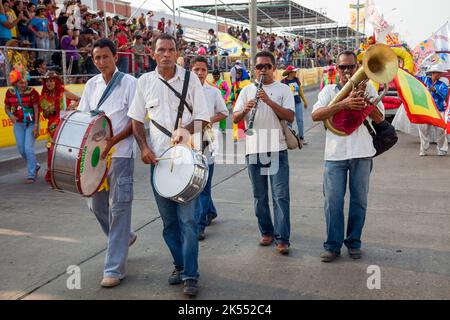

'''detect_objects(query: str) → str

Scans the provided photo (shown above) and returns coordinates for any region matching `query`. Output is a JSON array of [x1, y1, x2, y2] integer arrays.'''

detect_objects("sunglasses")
[[255, 63, 273, 70], [338, 64, 357, 71]]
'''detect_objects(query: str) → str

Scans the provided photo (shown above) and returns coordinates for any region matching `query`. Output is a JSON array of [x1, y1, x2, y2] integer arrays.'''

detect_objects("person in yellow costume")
[[230, 67, 251, 140]]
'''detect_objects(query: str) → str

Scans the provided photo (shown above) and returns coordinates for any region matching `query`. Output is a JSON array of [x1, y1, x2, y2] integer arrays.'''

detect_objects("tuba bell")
[[324, 44, 399, 136]]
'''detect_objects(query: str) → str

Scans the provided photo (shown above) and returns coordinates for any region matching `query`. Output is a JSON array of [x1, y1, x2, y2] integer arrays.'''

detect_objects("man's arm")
[[101, 121, 133, 159], [132, 120, 157, 165]]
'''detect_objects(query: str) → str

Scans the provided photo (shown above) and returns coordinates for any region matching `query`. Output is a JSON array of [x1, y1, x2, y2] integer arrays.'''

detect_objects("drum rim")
[[153, 145, 209, 203], [48, 110, 77, 190], [75, 113, 113, 197]]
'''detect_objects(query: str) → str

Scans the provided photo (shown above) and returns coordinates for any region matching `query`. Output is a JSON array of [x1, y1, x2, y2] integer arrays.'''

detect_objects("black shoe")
[[320, 250, 340, 263], [348, 248, 362, 259], [168, 268, 183, 285], [206, 214, 217, 226], [183, 279, 198, 297], [198, 230, 205, 241]]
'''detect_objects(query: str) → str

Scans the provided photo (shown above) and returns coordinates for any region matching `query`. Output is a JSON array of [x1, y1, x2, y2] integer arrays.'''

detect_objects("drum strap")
[[159, 71, 193, 117], [91, 71, 125, 116], [152, 70, 191, 136]]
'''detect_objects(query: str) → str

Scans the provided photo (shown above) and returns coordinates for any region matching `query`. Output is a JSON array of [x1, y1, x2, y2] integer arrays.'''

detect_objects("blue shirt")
[[30, 17, 49, 33], [0, 14, 12, 39], [418, 76, 449, 112]]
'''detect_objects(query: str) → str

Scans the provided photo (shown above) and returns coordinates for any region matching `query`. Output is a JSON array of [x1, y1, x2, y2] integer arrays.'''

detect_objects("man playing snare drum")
[[128, 33, 210, 297], [78, 38, 137, 288]]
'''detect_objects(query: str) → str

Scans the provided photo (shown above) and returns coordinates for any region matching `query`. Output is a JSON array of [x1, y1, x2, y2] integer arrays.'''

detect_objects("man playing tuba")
[[311, 50, 385, 263]]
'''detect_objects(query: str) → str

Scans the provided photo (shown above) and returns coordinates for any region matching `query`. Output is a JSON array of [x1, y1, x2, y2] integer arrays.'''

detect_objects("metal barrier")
[[0, 46, 320, 86], [0, 46, 137, 86]]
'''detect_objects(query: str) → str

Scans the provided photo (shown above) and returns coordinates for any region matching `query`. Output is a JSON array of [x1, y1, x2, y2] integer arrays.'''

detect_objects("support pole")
[[250, 0, 257, 79]]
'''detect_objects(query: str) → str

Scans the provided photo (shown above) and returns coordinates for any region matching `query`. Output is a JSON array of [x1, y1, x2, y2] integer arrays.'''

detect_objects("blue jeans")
[[323, 158, 373, 253], [196, 164, 218, 232], [246, 151, 291, 245], [294, 101, 304, 139], [13, 122, 38, 179], [87, 158, 135, 279], [150, 166, 200, 280]]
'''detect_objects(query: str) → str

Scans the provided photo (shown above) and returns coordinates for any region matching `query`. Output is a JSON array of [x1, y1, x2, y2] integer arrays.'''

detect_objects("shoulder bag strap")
[[91, 71, 125, 116]]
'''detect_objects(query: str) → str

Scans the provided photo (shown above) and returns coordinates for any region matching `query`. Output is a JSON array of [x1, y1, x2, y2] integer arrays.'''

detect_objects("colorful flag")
[[394, 69, 446, 129], [446, 103, 450, 134], [365, 0, 393, 43]]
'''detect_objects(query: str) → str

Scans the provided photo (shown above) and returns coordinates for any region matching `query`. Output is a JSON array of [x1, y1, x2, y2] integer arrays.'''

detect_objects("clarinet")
[[245, 75, 265, 136]]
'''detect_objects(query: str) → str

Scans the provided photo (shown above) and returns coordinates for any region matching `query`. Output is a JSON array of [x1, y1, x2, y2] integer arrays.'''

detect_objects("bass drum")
[[49, 110, 113, 196]]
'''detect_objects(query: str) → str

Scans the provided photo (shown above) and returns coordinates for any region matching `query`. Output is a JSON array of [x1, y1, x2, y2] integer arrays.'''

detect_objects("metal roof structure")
[[180, 0, 334, 29], [290, 25, 365, 41]]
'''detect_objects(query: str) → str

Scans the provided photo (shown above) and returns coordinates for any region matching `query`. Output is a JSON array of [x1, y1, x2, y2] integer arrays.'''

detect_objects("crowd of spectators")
[[227, 25, 343, 68], [0, 0, 192, 84], [0, 0, 346, 86]]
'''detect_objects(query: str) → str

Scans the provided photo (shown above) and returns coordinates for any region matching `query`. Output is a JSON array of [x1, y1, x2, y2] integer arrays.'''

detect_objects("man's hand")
[[141, 146, 157, 165], [429, 86, 436, 93], [32, 126, 39, 138], [243, 99, 257, 114], [257, 89, 272, 106], [101, 137, 115, 160], [171, 127, 191, 145], [342, 93, 367, 111]]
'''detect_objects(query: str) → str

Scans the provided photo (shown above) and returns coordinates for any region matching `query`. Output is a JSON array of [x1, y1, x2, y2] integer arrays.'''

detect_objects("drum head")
[[154, 145, 196, 198], [77, 115, 112, 196]]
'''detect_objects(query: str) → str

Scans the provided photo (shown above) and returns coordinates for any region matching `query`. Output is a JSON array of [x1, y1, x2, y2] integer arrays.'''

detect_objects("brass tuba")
[[324, 44, 399, 136]]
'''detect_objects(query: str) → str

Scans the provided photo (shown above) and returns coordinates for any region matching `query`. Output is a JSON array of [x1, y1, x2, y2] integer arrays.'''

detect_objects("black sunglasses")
[[338, 64, 357, 70], [255, 63, 273, 70]]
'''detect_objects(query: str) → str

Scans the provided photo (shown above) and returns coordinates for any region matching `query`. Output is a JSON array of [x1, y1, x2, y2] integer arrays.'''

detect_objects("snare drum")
[[49, 110, 113, 196], [153, 144, 209, 204]]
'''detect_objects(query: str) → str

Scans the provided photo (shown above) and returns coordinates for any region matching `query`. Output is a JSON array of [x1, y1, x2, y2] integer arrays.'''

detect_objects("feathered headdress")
[[9, 64, 29, 85]]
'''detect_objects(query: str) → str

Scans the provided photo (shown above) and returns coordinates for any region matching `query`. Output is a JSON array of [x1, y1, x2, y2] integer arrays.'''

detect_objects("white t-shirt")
[[312, 83, 385, 161], [165, 25, 174, 35], [202, 83, 229, 162], [234, 81, 295, 155], [77, 70, 137, 158], [127, 65, 210, 157], [145, 14, 154, 28]]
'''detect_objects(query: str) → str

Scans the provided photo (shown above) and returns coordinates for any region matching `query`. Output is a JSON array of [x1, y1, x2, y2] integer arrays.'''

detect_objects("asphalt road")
[[0, 88, 449, 300]]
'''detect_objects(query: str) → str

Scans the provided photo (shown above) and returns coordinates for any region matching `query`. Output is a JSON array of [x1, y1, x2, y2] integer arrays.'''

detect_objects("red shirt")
[[4, 88, 40, 123], [157, 21, 164, 32]]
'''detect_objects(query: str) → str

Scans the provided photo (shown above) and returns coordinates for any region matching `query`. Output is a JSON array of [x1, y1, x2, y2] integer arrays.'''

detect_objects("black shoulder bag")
[[363, 119, 398, 157]]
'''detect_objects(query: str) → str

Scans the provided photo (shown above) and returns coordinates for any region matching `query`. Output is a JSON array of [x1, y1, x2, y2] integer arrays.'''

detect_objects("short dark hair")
[[190, 56, 209, 69], [337, 50, 357, 64], [152, 33, 178, 51], [34, 59, 45, 69], [254, 51, 275, 66], [92, 38, 117, 56]]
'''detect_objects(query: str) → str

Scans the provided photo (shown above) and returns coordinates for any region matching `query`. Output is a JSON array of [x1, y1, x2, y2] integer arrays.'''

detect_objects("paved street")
[[0, 89, 449, 300]]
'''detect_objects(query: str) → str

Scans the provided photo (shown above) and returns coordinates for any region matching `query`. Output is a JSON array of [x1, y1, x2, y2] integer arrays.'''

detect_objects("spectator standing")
[[30, 5, 50, 63], [60, 25, 79, 77], [164, 19, 174, 35], [145, 11, 154, 31], [157, 17, 165, 33]]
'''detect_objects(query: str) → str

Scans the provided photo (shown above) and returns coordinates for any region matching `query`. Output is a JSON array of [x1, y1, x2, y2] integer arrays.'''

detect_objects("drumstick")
[[170, 119, 183, 173], [155, 155, 181, 161]]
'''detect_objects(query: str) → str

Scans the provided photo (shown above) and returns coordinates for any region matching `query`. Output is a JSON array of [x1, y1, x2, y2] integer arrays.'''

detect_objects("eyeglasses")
[[338, 64, 357, 71], [255, 63, 273, 70]]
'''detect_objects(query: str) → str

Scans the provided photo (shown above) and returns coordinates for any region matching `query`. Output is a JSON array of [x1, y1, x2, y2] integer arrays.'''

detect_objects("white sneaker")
[[419, 151, 427, 157], [437, 150, 448, 156]]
